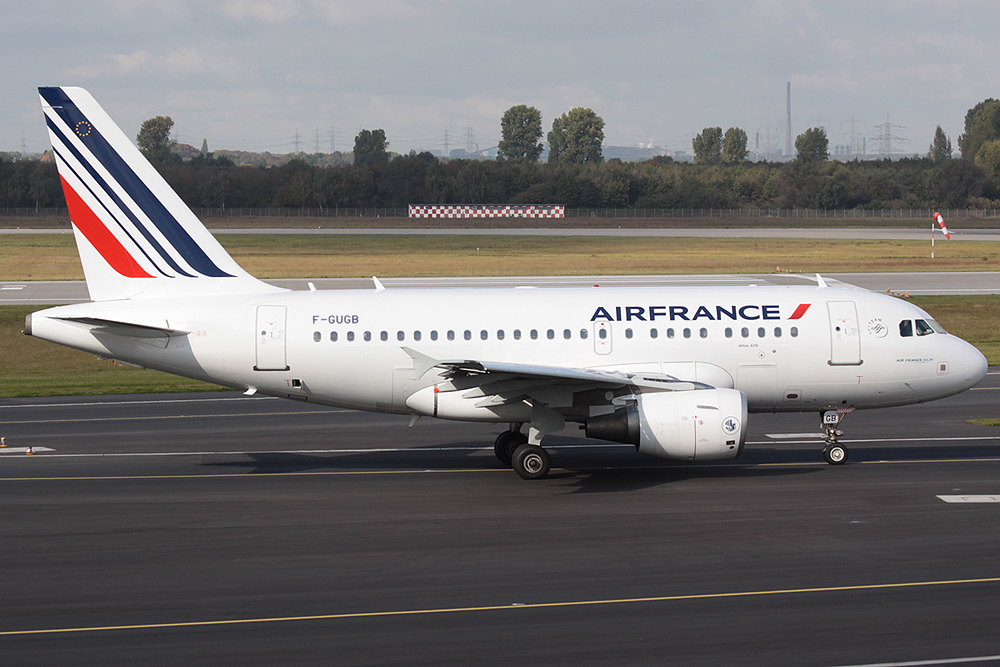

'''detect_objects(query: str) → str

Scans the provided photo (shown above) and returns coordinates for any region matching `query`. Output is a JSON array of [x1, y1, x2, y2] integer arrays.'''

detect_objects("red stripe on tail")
[[789, 303, 811, 319], [59, 176, 154, 279]]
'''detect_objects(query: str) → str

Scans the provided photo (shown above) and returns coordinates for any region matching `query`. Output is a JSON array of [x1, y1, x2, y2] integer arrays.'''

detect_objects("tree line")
[[3, 99, 1000, 211]]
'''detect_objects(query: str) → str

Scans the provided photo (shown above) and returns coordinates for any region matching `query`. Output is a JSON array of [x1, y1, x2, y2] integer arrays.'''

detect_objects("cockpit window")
[[899, 320, 913, 337], [927, 319, 947, 334], [915, 319, 935, 336]]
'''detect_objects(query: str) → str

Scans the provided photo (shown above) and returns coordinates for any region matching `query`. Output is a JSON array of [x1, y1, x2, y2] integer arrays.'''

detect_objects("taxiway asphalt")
[[2, 374, 1000, 665], [5, 271, 1000, 305]]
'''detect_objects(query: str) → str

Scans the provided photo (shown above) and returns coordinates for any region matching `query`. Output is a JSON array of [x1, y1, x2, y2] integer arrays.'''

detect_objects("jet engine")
[[585, 388, 748, 461]]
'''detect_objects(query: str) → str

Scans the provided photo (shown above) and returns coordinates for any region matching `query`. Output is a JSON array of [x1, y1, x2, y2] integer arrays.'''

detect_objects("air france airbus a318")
[[26, 87, 988, 479]]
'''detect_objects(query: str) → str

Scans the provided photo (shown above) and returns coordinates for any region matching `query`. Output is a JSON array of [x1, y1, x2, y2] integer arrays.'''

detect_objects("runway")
[[5, 271, 1000, 305], [5, 226, 1000, 241], [2, 374, 1000, 665]]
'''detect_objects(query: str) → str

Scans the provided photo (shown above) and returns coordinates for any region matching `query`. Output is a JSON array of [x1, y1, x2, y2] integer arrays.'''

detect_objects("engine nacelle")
[[585, 389, 748, 462]]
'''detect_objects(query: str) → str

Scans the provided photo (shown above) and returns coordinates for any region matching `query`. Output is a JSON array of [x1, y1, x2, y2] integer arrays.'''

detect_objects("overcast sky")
[[4, 0, 999, 157]]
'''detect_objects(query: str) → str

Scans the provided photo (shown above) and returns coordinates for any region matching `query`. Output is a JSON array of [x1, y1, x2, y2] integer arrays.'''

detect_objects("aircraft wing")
[[403, 347, 713, 414], [435, 359, 711, 392]]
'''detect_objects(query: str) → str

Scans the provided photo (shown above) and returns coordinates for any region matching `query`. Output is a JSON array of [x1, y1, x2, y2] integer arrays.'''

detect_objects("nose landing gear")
[[821, 409, 852, 465]]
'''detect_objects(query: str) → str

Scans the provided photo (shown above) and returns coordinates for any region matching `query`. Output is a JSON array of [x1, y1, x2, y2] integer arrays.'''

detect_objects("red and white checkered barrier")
[[409, 205, 565, 219]]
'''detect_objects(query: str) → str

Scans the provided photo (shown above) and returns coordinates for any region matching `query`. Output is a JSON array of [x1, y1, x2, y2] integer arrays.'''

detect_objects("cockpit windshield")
[[900, 319, 947, 337]]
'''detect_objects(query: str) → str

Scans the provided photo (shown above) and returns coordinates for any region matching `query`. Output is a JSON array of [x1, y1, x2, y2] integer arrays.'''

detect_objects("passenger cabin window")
[[741, 327, 750, 338], [666, 328, 675, 339], [313, 331, 321, 342], [915, 319, 935, 336], [380, 331, 388, 342], [725, 327, 733, 338], [464, 330, 472, 341], [531, 329, 538, 340], [790, 327, 798, 338], [580, 328, 589, 339], [330, 331, 338, 342], [625, 328, 633, 339], [563, 329, 571, 339], [363, 331, 372, 342], [757, 327, 765, 338], [899, 320, 913, 337], [480, 330, 488, 340], [699, 328, 708, 338], [496, 330, 504, 341], [599, 328, 608, 340], [650, 328, 658, 339], [683, 328, 691, 339], [547, 329, 555, 340], [397, 331, 405, 341], [514, 329, 522, 340], [431, 330, 438, 341], [413, 331, 421, 341], [347, 331, 355, 341], [774, 327, 782, 338], [447, 330, 455, 341]]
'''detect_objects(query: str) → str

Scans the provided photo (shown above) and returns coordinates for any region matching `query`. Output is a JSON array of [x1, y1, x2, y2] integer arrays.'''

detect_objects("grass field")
[[2, 234, 1000, 281], [5, 213, 1000, 230], [2, 231, 997, 397], [4, 294, 998, 398]]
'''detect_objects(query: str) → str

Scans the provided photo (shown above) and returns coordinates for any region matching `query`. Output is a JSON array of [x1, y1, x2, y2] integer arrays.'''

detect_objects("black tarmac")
[[2, 374, 1000, 666]]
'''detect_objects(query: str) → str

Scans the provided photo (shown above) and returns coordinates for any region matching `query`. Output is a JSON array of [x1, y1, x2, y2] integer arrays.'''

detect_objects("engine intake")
[[585, 388, 748, 462]]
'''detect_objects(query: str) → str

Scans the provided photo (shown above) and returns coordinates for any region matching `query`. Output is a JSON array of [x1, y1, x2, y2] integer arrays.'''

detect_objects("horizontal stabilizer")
[[55, 316, 188, 338]]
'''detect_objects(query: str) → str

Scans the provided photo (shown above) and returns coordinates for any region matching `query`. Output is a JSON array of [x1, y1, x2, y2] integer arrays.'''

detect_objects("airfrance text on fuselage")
[[590, 304, 808, 322]]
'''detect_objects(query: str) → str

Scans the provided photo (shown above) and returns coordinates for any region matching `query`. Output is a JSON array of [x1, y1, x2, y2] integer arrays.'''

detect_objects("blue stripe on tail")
[[39, 87, 234, 278]]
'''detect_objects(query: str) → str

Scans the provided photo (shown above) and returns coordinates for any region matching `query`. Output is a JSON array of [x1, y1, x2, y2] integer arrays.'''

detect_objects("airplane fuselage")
[[27, 283, 986, 420]]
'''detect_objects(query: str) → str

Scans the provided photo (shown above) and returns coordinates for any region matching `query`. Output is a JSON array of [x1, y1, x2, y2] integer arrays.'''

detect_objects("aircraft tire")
[[512, 444, 550, 480], [494, 431, 528, 466], [823, 443, 848, 465]]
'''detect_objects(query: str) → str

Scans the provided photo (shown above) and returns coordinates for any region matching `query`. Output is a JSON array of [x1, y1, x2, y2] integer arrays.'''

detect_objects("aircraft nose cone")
[[964, 342, 988, 387]]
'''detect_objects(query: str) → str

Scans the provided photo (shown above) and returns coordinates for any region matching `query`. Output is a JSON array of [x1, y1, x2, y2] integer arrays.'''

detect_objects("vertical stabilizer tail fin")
[[39, 86, 280, 301]]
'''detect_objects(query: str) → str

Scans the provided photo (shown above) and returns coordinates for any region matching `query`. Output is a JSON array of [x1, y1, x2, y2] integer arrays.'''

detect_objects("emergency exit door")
[[255, 305, 289, 371], [594, 321, 612, 355]]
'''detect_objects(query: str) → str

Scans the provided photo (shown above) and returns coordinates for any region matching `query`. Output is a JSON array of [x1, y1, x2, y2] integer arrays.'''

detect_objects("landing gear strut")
[[494, 426, 527, 466], [821, 410, 848, 465]]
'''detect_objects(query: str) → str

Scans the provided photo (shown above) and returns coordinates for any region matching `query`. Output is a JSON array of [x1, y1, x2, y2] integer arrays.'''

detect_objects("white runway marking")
[[755, 436, 1000, 445], [0, 447, 55, 454], [826, 654, 1000, 666], [937, 495, 1000, 503], [0, 396, 281, 409], [1, 443, 630, 458], [765, 432, 825, 439], [9, 437, 1000, 459]]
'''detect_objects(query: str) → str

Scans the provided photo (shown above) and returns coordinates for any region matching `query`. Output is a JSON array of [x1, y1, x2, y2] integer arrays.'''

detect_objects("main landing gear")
[[821, 410, 849, 465], [494, 426, 551, 480]]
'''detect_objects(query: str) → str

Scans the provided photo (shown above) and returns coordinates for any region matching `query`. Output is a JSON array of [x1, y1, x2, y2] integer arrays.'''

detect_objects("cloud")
[[65, 47, 258, 83], [309, 0, 424, 26], [218, 0, 302, 22]]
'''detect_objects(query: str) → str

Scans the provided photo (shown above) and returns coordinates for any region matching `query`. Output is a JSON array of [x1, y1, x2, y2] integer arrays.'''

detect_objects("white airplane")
[[26, 87, 988, 479]]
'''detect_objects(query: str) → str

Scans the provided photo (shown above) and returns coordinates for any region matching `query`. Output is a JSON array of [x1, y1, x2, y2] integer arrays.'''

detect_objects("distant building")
[[603, 145, 668, 162]]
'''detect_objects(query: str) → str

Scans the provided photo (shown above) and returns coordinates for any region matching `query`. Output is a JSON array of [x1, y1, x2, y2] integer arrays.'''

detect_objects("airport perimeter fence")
[[4, 206, 1000, 220]]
